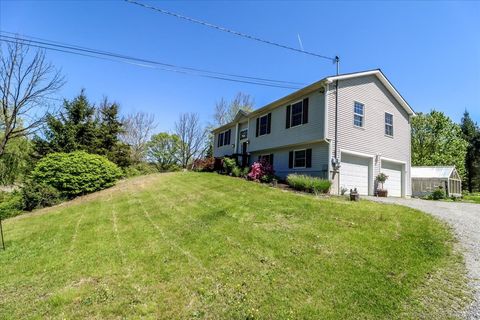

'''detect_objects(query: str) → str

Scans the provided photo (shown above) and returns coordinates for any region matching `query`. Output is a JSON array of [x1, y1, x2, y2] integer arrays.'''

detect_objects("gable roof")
[[212, 69, 414, 133], [325, 69, 415, 116], [411, 166, 457, 179]]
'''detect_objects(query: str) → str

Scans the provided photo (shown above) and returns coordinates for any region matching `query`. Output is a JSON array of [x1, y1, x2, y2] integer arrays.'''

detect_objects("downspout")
[[334, 56, 340, 194], [334, 56, 340, 162]]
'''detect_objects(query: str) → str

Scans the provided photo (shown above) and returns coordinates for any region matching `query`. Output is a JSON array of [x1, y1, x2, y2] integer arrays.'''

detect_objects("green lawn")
[[0, 173, 471, 319], [463, 193, 480, 204]]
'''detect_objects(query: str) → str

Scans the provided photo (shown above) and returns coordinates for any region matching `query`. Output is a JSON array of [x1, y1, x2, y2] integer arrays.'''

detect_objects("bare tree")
[[120, 112, 156, 163], [0, 40, 64, 158], [174, 113, 207, 168], [213, 92, 254, 126]]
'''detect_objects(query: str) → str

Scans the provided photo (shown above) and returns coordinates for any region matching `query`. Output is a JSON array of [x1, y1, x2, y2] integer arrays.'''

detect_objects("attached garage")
[[340, 152, 372, 195], [381, 160, 404, 197]]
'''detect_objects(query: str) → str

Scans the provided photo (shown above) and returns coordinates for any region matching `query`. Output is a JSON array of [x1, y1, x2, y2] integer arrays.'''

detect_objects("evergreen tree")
[[461, 110, 480, 192], [34, 91, 131, 167]]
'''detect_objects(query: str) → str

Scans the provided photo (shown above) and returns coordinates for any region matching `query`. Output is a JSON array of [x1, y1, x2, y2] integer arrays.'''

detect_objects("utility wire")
[[0, 32, 304, 89], [1, 31, 304, 85], [124, 0, 336, 62]]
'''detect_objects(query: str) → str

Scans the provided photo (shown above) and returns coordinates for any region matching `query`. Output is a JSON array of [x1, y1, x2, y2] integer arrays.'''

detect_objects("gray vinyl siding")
[[248, 91, 325, 152], [250, 142, 329, 179], [213, 125, 236, 158], [327, 75, 412, 195]]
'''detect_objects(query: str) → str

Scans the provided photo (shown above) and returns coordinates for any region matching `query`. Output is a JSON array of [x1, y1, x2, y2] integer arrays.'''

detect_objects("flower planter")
[[377, 189, 388, 197], [350, 189, 360, 201]]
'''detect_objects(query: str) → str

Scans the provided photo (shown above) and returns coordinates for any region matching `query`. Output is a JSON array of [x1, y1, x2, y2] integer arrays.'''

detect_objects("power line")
[[124, 0, 336, 62], [0, 31, 305, 86], [0, 32, 304, 89]]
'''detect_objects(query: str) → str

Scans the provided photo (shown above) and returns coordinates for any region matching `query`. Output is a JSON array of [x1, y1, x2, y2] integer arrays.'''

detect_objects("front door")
[[241, 142, 248, 167]]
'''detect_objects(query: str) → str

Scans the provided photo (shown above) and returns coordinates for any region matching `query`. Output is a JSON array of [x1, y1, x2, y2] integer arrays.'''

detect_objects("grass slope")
[[0, 173, 471, 319]]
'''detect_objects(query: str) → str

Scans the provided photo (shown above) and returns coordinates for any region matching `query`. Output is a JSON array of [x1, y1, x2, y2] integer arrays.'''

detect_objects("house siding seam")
[[248, 91, 325, 152], [213, 124, 236, 158], [250, 142, 330, 179], [327, 75, 411, 196]]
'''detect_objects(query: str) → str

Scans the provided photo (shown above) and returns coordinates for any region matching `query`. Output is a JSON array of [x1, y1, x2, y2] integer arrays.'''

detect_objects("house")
[[212, 69, 415, 197], [411, 166, 462, 197]]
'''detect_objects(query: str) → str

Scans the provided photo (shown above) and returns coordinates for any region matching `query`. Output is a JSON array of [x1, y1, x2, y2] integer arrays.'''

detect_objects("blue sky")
[[1, 0, 479, 132]]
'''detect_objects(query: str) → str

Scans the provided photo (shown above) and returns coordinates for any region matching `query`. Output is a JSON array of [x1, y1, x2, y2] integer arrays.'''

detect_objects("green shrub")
[[0, 191, 23, 219], [21, 181, 62, 211], [231, 166, 242, 177], [430, 188, 446, 200], [286, 174, 332, 194], [31, 151, 122, 198], [222, 157, 237, 174], [124, 162, 159, 177]]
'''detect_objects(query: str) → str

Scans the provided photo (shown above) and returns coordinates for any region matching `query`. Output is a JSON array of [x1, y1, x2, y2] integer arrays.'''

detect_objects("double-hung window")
[[354, 102, 364, 128], [218, 132, 224, 147], [286, 98, 309, 129], [291, 101, 303, 127], [385, 113, 394, 136], [217, 129, 231, 147], [294, 150, 306, 168], [257, 113, 271, 136]]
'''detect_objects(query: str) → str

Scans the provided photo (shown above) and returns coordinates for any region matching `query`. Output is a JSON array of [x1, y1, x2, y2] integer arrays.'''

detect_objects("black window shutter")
[[306, 148, 312, 168], [256, 118, 259, 137], [226, 130, 230, 145], [288, 151, 293, 168], [286, 105, 291, 128], [228, 129, 231, 144], [258, 155, 261, 161], [267, 113, 272, 134], [303, 98, 309, 124], [269, 153, 274, 166], [217, 134, 220, 147]]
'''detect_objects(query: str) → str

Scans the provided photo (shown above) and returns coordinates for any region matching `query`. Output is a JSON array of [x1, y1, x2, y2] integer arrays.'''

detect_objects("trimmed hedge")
[[286, 174, 331, 194], [31, 151, 122, 198]]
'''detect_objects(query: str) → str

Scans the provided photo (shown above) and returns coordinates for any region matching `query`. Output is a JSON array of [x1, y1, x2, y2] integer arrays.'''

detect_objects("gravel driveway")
[[368, 197, 480, 319]]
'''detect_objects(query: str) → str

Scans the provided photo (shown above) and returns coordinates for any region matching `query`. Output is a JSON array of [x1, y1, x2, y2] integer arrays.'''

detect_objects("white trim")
[[380, 156, 406, 165], [293, 149, 307, 168], [340, 148, 375, 159], [326, 69, 415, 116], [212, 69, 414, 134], [380, 158, 406, 197], [324, 85, 329, 139], [353, 101, 365, 128], [258, 113, 270, 136], [385, 112, 394, 137], [339, 149, 375, 195], [289, 99, 304, 128]]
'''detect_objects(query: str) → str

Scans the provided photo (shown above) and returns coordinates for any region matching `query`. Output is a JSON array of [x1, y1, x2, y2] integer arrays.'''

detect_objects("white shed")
[[411, 166, 462, 197]]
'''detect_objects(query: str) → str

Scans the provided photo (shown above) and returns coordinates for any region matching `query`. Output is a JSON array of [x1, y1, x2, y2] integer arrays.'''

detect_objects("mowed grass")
[[0, 173, 471, 319]]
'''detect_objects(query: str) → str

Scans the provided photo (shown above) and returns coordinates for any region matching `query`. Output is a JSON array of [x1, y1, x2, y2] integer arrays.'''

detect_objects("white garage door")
[[381, 161, 403, 197], [340, 153, 370, 195]]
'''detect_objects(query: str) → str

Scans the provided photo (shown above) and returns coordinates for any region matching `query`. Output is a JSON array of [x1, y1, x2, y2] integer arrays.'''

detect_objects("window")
[[224, 129, 231, 145], [385, 113, 393, 136], [354, 102, 364, 127], [256, 113, 271, 136], [291, 101, 303, 127], [286, 98, 309, 129], [258, 154, 273, 165], [217, 129, 231, 147], [294, 150, 306, 168], [218, 132, 224, 147]]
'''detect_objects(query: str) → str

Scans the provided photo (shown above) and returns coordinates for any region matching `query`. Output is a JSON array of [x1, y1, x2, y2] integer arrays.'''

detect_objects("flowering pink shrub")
[[247, 159, 274, 182]]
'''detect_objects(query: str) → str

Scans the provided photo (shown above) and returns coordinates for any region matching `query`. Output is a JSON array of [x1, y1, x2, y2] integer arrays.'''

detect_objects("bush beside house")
[[286, 174, 331, 194]]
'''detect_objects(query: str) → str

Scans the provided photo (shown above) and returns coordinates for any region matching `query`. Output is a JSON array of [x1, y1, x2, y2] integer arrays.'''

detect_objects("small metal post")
[[0, 218, 5, 250]]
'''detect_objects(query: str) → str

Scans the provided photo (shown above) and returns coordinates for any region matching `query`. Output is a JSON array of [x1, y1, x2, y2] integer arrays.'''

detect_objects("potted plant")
[[376, 172, 389, 197]]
